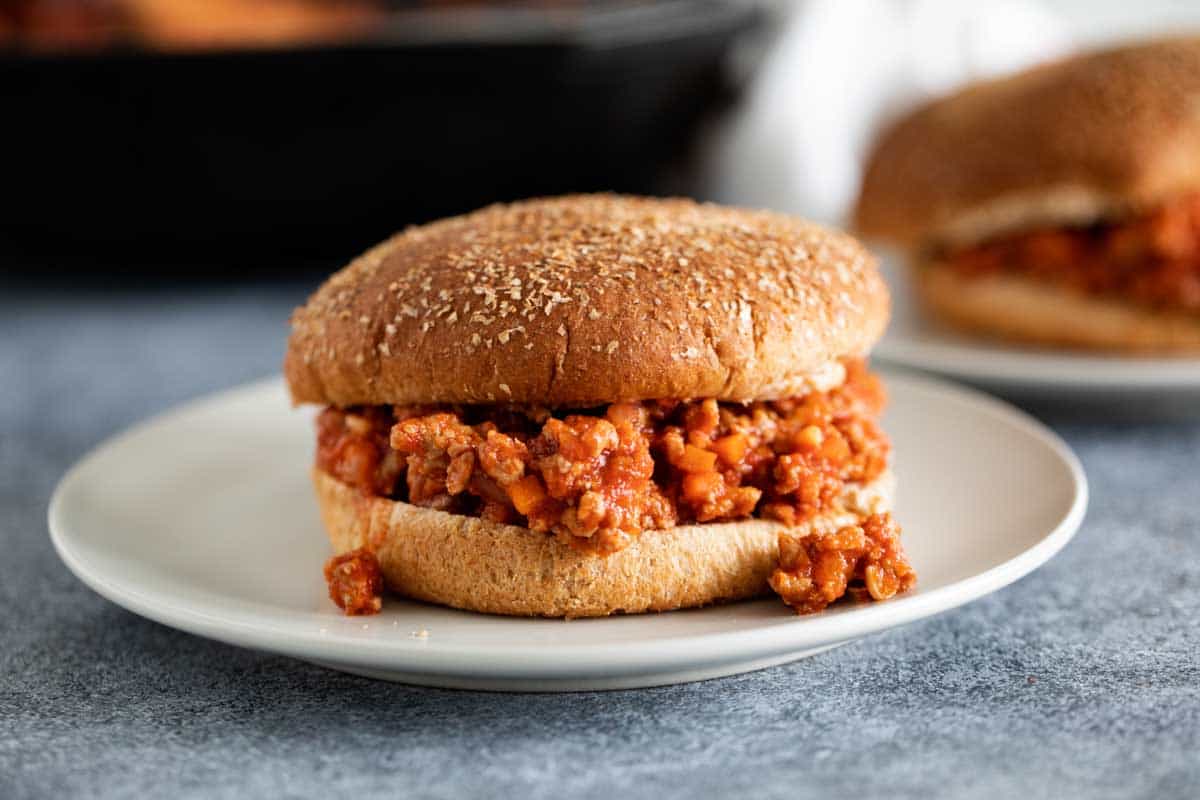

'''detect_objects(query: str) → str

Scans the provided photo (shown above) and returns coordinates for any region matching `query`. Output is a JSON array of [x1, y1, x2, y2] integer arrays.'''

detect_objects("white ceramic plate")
[[49, 373, 1086, 692], [875, 258, 1200, 406]]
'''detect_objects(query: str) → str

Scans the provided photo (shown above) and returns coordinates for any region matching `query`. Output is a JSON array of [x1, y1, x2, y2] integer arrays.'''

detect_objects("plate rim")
[[876, 336, 1200, 391], [47, 372, 1088, 681]]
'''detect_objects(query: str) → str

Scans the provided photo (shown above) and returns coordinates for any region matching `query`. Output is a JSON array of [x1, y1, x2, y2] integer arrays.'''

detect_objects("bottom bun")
[[917, 262, 1200, 353], [314, 468, 895, 618]]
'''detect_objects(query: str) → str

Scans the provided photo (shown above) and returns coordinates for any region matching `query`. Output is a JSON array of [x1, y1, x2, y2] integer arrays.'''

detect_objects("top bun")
[[855, 37, 1200, 250], [285, 194, 887, 407]]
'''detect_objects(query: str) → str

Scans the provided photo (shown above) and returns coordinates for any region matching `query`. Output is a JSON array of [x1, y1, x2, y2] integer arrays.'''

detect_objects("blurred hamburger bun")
[[916, 262, 1200, 352], [855, 37, 1200, 352], [856, 36, 1200, 249]]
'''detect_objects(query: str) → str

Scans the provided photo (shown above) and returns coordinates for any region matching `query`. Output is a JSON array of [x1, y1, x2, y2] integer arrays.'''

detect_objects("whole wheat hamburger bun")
[[287, 194, 899, 618], [286, 194, 889, 408], [315, 468, 895, 618]]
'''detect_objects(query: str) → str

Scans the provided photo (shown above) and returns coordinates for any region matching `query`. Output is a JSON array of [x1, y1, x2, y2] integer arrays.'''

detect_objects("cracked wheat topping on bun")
[[855, 37, 1200, 352], [286, 194, 914, 618]]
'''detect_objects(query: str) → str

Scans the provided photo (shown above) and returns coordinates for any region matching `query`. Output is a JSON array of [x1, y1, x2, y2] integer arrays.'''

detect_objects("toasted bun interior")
[[314, 468, 896, 618]]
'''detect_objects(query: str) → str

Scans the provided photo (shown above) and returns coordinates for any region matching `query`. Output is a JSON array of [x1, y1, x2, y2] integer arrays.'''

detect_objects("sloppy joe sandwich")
[[285, 194, 915, 618], [855, 37, 1200, 352]]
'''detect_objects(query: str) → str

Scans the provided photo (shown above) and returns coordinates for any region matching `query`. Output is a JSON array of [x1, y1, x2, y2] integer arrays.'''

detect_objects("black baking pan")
[[0, 1, 768, 270]]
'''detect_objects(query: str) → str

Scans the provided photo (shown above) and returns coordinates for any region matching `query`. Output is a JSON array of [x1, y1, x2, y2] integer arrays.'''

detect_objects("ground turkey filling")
[[316, 360, 915, 616], [945, 191, 1200, 314]]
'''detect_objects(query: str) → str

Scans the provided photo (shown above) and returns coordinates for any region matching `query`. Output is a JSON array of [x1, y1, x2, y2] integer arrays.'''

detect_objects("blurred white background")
[[707, 0, 1200, 226]]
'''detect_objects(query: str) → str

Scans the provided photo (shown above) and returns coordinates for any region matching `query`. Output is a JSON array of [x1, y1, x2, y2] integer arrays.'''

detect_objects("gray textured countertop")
[[2, 281, 1198, 799]]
